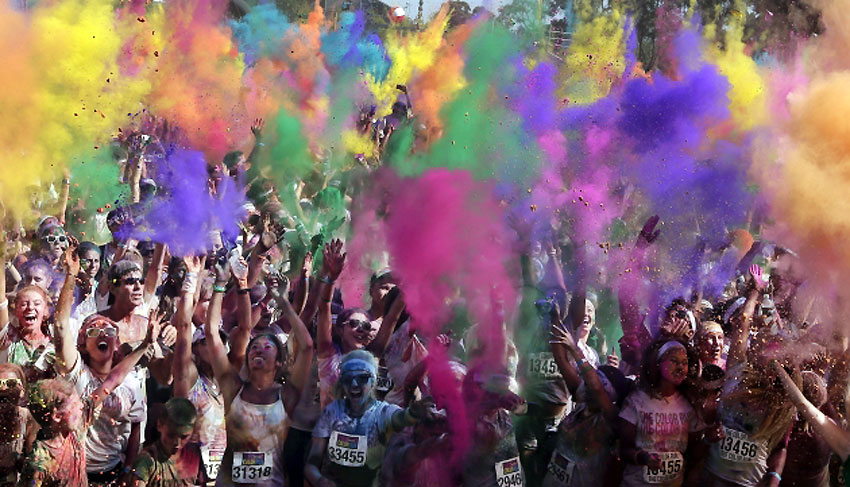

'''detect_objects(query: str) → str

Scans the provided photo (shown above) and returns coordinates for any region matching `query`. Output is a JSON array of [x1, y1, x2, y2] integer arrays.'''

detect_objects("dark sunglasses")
[[121, 277, 145, 286], [341, 373, 373, 387], [346, 319, 372, 332], [0, 378, 22, 389]]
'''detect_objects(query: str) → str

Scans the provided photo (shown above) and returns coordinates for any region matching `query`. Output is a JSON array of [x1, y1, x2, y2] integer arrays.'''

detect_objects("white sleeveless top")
[[216, 386, 288, 487]]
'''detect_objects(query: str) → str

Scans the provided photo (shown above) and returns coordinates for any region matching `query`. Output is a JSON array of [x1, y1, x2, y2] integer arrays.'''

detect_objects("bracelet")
[[237, 288, 250, 295], [766, 471, 781, 482], [181, 272, 198, 294], [213, 285, 227, 294], [578, 361, 594, 374], [317, 276, 334, 285], [0, 300, 7, 310]]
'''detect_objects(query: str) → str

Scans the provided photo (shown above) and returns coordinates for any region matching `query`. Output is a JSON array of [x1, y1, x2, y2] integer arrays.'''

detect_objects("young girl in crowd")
[[619, 338, 705, 487]]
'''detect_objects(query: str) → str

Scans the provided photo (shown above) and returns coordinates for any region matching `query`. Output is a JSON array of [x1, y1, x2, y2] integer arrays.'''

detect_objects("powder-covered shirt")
[[619, 389, 703, 487], [186, 374, 226, 481], [62, 351, 146, 472], [313, 399, 402, 487], [317, 352, 342, 409], [133, 441, 198, 487], [542, 406, 616, 487]]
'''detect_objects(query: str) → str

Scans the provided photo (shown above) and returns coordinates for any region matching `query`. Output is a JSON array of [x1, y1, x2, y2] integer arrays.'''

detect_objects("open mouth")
[[348, 387, 364, 399], [97, 340, 109, 352], [23, 312, 38, 324]]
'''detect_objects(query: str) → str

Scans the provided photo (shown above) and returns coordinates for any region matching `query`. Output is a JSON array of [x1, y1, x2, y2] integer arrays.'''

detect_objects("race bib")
[[328, 431, 368, 467], [232, 451, 273, 483], [718, 428, 760, 463], [495, 456, 523, 487], [546, 451, 575, 486], [376, 366, 394, 392], [528, 352, 560, 379], [202, 447, 225, 480], [643, 452, 683, 484]]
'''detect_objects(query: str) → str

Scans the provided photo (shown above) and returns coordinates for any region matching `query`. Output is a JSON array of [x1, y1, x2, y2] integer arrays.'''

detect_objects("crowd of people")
[[2, 116, 850, 487]]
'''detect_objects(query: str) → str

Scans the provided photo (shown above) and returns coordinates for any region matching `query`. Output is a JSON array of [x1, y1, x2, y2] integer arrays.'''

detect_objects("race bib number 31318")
[[643, 452, 683, 484], [232, 451, 273, 483], [495, 456, 523, 487], [328, 431, 368, 467]]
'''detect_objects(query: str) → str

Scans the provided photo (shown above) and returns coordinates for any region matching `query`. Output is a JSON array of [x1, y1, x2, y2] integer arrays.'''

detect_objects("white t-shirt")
[[619, 389, 703, 487], [62, 352, 146, 472]]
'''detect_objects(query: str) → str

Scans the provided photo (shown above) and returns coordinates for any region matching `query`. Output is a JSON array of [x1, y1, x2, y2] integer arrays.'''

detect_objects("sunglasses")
[[121, 277, 144, 286], [346, 319, 372, 332], [0, 378, 22, 389], [44, 234, 68, 244], [341, 373, 373, 387], [86, 327, 118, 338]]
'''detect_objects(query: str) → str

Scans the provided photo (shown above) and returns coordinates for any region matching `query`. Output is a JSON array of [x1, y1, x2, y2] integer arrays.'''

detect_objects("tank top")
[[216, 386, 287, 487]]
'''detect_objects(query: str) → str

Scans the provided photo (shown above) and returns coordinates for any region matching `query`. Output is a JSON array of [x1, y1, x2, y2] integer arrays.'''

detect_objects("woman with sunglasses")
[[305, 350, 436, 487], [35, 223, 69, 269], [315, 240, 379, 407], [54, 246, 148, 485], [204, 253, 314, 487], [0, 363, 37, 487]]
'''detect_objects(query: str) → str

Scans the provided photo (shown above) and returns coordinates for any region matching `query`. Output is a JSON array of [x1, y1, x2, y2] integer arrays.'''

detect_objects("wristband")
[[181, 272, 198, 294], [317, 276, 334, 285], [766, 472, 781, 482], [237, 288, 250, 295], [0, 300, 7, 310], [213, 285, 227, 294]]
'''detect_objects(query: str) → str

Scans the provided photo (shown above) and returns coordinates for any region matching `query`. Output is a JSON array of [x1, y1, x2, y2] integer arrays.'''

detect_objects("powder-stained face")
[[659, 348, 689, 387], [15, 289, 48, 334]]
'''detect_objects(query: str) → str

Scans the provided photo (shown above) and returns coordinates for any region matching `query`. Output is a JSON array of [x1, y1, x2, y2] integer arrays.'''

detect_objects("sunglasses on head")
[[0, 378, 22, 389], [121, 277, 144, 286], [44, 234, 68, 244], [86, 327, 118, 338], [346, 319, 372, 332]]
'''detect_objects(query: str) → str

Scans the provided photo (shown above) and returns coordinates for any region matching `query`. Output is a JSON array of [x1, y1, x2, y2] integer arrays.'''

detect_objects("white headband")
[[657, 341, 687, 363]]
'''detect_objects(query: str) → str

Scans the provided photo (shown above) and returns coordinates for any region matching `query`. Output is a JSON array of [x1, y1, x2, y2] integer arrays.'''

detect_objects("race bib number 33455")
[[232, 451, 273, 483], [328, 431, 368, 467], [495, 456, 523, 487]]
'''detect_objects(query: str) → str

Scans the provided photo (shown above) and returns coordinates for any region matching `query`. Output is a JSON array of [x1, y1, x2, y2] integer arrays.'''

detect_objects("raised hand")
[[749, 264, 767, 291], [213, 255, 232, 285], [251, 118, 265, 137], [62, 240, 80, 276], [636, 215, 660, 249], [145, 310, 165, 346], [182, 255, 204, 274], [321, 239, 346, 281], [230, 256, 249, 283], [301, 251, 313, 277], [549, 320, 577, 352]]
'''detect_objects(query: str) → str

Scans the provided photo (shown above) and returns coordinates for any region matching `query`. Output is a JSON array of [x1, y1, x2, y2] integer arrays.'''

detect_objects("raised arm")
[[143, 242, 166, 302], [206, 260, 242, 404], [726, 265, 765, 370], [772, 361, 850, 461], [367, 289, 405, 357], [54, 245, 81, 375], [317, 239, 345, 359], [273, 277, 313, 407], [172, 256, 203, 398], [618, 216, 659, 342], [0, 219, 8, 329], [548, 313, 581, 395], [291, 252, 312, 315], [226, 257, 254, 371]]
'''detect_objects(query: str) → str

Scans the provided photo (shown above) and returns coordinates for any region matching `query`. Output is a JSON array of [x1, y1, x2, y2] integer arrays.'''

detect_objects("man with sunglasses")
[[97, 260, 150, 348]]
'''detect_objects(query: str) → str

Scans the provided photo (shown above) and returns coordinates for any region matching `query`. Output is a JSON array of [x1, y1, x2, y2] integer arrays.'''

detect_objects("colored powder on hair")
[[130, 149, 244, 254]]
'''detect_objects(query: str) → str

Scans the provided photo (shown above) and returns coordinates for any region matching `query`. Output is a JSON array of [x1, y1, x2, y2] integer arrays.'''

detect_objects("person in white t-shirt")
[[53, 247, 148, 485], [618, 339, 705, 487]]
